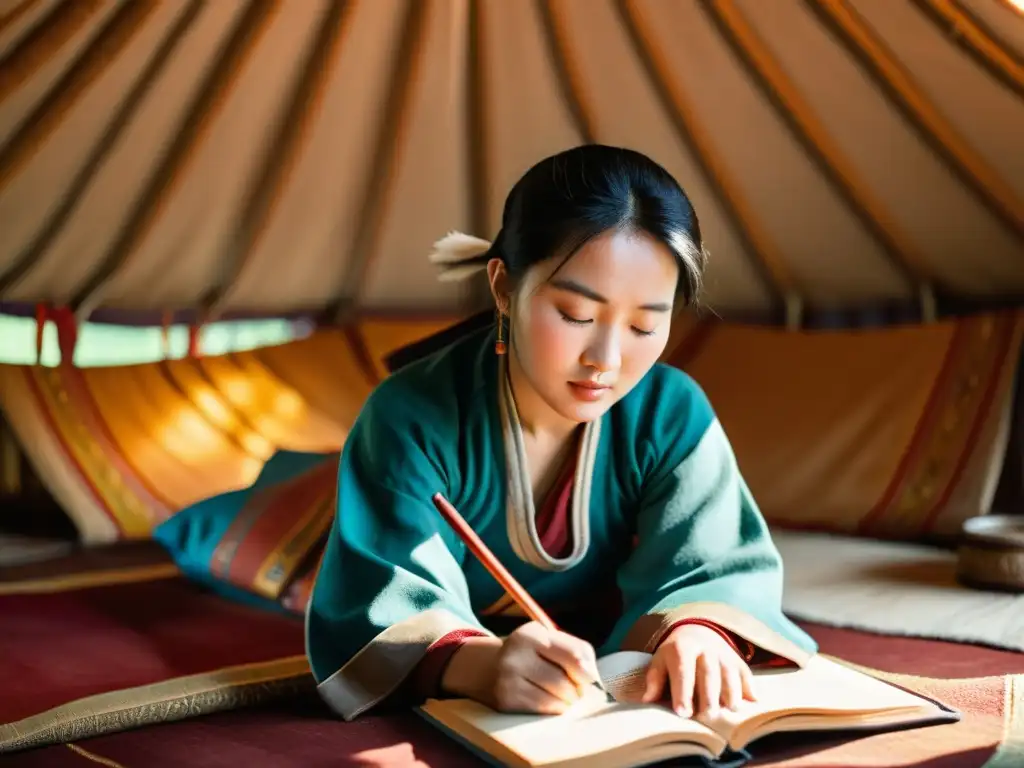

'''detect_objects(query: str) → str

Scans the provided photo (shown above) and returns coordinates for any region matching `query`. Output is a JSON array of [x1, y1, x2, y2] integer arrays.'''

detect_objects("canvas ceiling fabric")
[[0, 0, 1022, 323], [1, 311, 1020, 544]]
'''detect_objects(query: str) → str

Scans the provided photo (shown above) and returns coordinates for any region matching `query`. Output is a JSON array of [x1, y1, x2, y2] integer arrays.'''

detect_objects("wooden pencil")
[[432, 491, 556, 629], [430, 492, 613, 700]]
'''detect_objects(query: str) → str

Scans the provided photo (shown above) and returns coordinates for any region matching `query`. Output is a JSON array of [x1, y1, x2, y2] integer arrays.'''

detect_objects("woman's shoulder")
[[631, 361, 711, 405], [614, 363, 717, 460], [356, 328, 488, 438]]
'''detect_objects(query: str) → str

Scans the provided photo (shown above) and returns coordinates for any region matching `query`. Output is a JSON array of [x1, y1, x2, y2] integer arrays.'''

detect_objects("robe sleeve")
[[603, 377, 818, 666], [305, 383, 495, 720]]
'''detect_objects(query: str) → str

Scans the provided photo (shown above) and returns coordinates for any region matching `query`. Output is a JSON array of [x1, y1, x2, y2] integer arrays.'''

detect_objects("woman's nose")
[[583, 327, 621, 374]]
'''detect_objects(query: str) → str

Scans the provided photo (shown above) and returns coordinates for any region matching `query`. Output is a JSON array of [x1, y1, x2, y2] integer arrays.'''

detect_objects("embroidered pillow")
[[153, 450, 338, 607], [279, 544, 325, 615]]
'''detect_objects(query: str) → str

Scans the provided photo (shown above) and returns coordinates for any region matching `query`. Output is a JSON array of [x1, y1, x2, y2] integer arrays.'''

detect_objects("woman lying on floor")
[[305, 144, 817, 722]]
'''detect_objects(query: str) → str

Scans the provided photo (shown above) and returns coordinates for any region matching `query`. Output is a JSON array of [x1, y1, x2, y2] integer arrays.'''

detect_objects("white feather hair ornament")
[[428, 231, 492, 282]]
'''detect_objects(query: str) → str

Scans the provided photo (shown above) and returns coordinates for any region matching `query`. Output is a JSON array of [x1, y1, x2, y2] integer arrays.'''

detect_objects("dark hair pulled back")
[[388, 145, 707, 372], [437, 144, 706, 305]]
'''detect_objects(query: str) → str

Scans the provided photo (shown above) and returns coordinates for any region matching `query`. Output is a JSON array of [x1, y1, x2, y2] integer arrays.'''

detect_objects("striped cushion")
[[153, 450, 337, 604], [279, 545, 324, 615]]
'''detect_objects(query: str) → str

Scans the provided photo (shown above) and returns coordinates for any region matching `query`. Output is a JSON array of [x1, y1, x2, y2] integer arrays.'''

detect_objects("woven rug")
[[0, 575, 308, 753], [751, 666, 1022, 767], [5, 667, 1020, 768], [4, 613, 1022, 767], [3, 542, 1022, 766]]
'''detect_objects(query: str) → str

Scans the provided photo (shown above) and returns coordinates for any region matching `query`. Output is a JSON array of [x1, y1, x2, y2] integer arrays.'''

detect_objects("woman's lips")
[[568, 380, 612, 402]]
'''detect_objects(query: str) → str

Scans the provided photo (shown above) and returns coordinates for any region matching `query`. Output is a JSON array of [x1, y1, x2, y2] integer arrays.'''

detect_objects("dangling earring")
[[495, 308, 507, 355]]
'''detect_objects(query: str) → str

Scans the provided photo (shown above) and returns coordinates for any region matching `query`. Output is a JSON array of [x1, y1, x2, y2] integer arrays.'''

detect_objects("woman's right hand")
[[488, 621, 603, 714]]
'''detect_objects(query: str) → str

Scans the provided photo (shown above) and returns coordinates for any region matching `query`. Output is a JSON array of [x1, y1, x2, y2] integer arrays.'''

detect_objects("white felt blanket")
[[0, 535, 75, 567], [772, 528, 1024, 653]]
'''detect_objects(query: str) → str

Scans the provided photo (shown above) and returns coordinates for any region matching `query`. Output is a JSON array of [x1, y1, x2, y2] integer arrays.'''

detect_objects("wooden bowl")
[[956, 515, 1024, 592]]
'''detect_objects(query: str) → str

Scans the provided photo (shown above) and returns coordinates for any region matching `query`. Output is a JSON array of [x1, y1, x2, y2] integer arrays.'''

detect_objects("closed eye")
[[559, 311, 592, 326], [561, 310, 657, 338]]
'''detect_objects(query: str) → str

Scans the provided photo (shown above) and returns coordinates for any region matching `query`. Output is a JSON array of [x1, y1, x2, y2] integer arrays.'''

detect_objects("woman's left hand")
[[641, 623, 757, 718]]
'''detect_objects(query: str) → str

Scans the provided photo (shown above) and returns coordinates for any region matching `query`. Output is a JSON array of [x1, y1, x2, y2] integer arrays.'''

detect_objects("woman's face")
[[498, 228, 680, 430]]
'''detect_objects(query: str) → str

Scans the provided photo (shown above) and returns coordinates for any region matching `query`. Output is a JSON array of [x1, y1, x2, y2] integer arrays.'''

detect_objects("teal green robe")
[[306, 326, 817, 719]]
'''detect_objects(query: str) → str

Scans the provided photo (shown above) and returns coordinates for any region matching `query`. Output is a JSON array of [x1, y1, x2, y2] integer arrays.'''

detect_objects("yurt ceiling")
[[0, 0, 1022, 327]]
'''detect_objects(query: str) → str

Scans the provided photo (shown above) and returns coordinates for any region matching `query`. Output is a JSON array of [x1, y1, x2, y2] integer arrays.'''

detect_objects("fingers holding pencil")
[[492, 621, 606, 714]]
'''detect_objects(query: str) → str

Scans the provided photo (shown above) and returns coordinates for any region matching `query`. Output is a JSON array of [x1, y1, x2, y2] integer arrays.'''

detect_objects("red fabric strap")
[[406, 628, 489, 700]]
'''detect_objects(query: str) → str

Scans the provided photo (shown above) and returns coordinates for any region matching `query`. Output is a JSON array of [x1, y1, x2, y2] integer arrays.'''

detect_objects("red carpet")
[[2, 542, 1021, 767], [3, 589, 1021, 768], [1, 578, 305, 725]]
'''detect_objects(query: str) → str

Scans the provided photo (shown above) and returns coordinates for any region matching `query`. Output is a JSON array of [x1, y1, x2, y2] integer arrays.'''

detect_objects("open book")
[[417, 651, 959, 768]]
